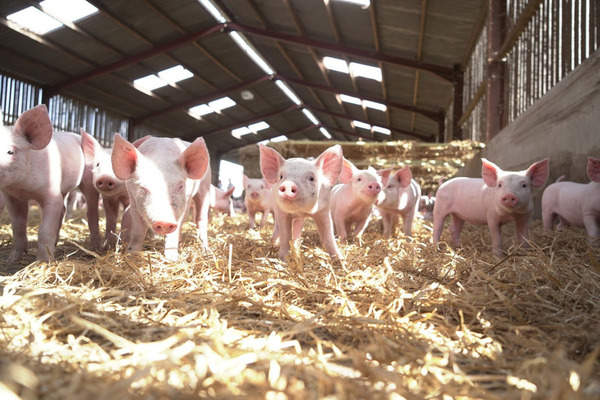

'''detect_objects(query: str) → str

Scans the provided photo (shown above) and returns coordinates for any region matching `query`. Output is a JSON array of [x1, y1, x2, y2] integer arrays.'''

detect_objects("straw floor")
[[0, 207, 599, 399]]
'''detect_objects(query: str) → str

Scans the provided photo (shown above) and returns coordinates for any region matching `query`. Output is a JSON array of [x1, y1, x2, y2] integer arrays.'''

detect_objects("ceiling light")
[[229, 32, 274, 75], [7, 7, 62, 35], [349, 62, 382, 81], [197, 0, 228, 23], [133, 75, 168, 91], [157, 65, 193, 84], [302, 109, 319, 125], [41, 0, 98, 23], [372, 126, 391, 135], [319, 128, 332, 139], [353, 120, 371, 130], [275, 80, 302, 105], [323, 57, 350, 73], [240, 90, 254, 100]]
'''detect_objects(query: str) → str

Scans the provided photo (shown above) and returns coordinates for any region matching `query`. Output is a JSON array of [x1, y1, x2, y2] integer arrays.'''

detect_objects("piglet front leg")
[[5, 196, 29, 262], [313, 210, 341, 259]]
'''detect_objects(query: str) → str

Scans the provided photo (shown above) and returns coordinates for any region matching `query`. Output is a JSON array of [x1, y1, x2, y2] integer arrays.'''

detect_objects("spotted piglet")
[[259, 144, 344, 260]]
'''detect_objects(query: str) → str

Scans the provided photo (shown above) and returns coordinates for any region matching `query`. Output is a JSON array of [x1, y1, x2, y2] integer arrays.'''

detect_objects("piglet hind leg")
[[449, 215, 465, 247], [36, 198, 66, 261], [583, 214, 600, 244]]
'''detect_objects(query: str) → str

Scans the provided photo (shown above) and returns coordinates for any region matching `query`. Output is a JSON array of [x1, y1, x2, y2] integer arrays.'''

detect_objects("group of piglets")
[[0, 105, 212, 262], [1, 105, 598, 264]]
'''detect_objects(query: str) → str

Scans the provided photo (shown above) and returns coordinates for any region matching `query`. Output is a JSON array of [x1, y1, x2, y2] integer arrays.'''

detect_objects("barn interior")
[[0, 0, 599, 399]]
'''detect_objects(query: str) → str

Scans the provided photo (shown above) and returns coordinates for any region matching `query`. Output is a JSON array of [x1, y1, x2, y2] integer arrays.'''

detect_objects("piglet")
[[81, 130, 131, 249], [209, 185, 236, 216], [330, 159, 390, 242], [0, 105, 86, 261], [111, 134, 209, 261], [375, 166, 421, 237], [243, 175, 273, 229], [542, 156, 600, 243], [259, 144, 344, 260], [433, 158, 549, 257]]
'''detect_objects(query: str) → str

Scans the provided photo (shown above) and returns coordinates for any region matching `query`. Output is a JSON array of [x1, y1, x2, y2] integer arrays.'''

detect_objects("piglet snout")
[[96, 176, 116, 192], [501, 193, 519, 207], [367, 182, 381, 195], [152, 221, 178, 235], [278, 181, 298, 200]]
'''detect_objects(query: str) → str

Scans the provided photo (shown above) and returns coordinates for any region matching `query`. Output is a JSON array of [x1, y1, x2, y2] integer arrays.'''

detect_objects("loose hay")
[[0, 209, 599, 400]]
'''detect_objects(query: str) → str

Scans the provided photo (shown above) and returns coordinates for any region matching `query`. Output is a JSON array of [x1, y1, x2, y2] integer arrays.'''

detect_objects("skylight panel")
[[133, 75, 168, 91], [41, 0, 98, 23], [249, 121, 269, 132], [319, 127, 332, 139], [372, 126, 391, 135], [363, 100, 387, 111], [333, 0, 370, 6], [189, 104, 213, 118], [232, 127, 252, 139], [339, 94, 362, 105], [270, 136, 288, 143], [349, 62, 382, 81], [323, 57, 350, 74], [197, 0, 228, 23], [208, 97, 236, 112], [230, 32, 274, 75], [7, 7, 62, 35], [353, 121, 371, 130], [158, 65, 193, 84]]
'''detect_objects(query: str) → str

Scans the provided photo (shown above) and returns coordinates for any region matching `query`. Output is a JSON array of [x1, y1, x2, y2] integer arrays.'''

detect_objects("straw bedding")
[[0, 206, 599, 399]]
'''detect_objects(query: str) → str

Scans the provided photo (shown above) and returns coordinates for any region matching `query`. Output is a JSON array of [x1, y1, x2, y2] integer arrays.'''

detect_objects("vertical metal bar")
[[487, 0, 506, 141]]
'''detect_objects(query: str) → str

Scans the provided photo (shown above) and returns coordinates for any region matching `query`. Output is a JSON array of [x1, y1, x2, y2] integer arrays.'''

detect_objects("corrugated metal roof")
[[0, 0, 486, 160]]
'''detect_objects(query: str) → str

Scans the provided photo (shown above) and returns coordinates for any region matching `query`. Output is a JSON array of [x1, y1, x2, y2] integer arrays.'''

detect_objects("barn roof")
[[0, 0, 486, 160]]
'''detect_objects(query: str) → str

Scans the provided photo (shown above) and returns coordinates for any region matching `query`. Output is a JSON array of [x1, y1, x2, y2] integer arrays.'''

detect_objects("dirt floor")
[[0, 207, 599, 399]]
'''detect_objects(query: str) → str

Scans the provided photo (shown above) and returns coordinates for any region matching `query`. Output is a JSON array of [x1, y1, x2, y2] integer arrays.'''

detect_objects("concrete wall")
[[457, 49, 600, 217]]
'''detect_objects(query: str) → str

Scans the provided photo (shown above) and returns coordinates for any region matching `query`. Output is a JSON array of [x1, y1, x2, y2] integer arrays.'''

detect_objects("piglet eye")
[[309, 175, 315, 182], [7, 150, 14, 155], [279, 174, 283, 180], [522, 183, 527, 188], [357, 177, 362, 181], [498, 183, 502, 188]]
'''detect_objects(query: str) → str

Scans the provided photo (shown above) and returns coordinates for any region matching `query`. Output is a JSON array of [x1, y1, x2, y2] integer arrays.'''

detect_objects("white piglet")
[[433, 158, 549, 256], [330, 158, 390, 242], [0, 105, 90, 261], [111, 134, 210, 261], [259, 144, 344, 260], [243, 175, 273, 230], [542, 156, 600, 243], [375, 166, 421, 237]]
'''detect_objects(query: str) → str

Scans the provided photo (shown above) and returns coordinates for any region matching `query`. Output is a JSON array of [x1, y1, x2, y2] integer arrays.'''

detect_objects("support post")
[[452, 64, 464, 140], [486, 0, 506, 141]]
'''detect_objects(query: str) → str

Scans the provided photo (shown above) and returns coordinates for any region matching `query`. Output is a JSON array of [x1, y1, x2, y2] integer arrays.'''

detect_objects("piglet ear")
[[111, 134, 139, 180], [587, 156, 600, 183], [481, 158, 500, 187], [181, 137, 209, 180], [243, 174, 249, 188], [80, 129, 100, 164], [377, 168, 392, 187], [224, 186, 235, 197], [338, 157, 356, 184], [262, 178, 272, 189], [396, 166, 413, 188], [315, 144, 343, 186], [132, 135, 152, 148], [13, 104, 53, 150], [526, 158, 549, 188], [260, 144, 285, 185]]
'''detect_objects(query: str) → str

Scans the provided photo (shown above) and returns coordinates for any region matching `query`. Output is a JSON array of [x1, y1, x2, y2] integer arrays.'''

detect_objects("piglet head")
[[482, 158, 549, 213], [0, 105, 53, 187], [260, 144, 343, 214], [81, 129, 127, 196], [376, 166, 410, 209], [112, 134, 209, 235], [342, 158, 388, 203], [243, 174, 269, 202]]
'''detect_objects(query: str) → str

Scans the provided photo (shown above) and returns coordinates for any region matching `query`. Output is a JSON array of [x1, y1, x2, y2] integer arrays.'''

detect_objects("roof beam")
[[276, 74, 440, 121], [225, 22, 456, 82], [305, 105, 433, 142], [47, 23, 224, 95], [132, 75, 272, 124]]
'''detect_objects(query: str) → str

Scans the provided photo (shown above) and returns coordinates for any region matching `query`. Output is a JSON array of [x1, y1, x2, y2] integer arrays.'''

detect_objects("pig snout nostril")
[[152, 221, 177, 235], [501, 194, 518, 206]]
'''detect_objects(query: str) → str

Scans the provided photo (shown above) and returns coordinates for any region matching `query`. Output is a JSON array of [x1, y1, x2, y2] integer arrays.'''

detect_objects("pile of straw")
[[0, 207, 599, 399]]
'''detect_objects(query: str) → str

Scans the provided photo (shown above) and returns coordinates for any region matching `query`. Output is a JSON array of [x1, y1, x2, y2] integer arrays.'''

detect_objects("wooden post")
[[452, 64, 464, 140], [487, 0, 506, 141]]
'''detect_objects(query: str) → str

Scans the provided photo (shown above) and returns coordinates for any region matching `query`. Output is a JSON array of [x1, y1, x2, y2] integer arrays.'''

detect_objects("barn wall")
[[457, 48, 600, 217]]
